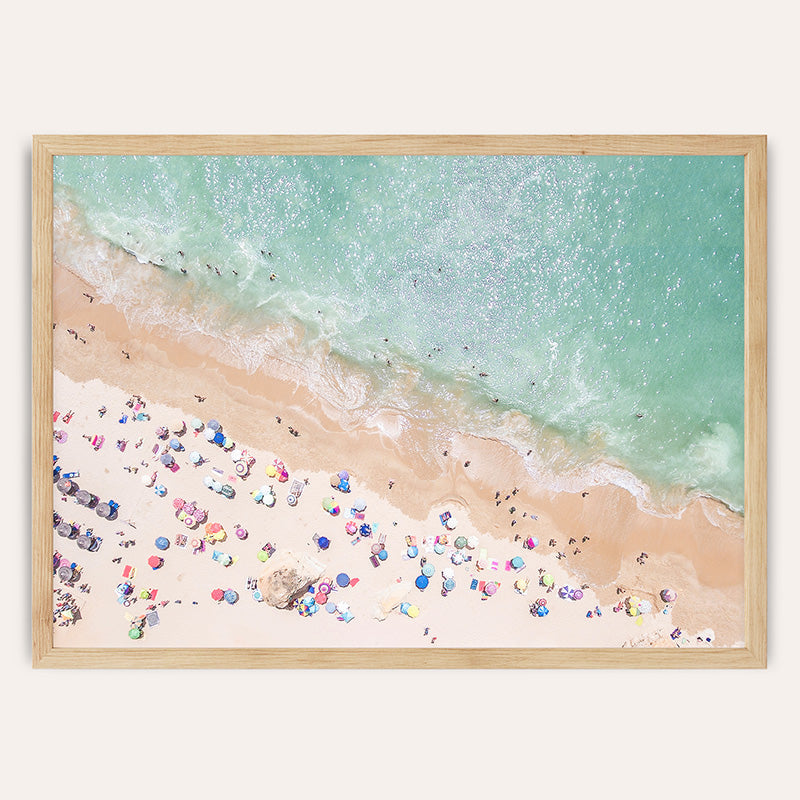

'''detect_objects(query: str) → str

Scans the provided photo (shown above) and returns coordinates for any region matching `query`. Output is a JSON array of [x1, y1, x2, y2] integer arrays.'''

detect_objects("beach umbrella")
[[325, 601, 337, 613], [190, 418, 204, 431], [204, 429, 216, 441], [211, 588, 224, 602], [233, 461, 248, 477], [433, 543, 445, 555], [378, 550, 388, 561], [257, 550, 269, 563], [169, 438, 182, 451], [444, 578, 455, 591], [207, 419, 220, 431], [511, 556, 525, 570], [559, 586, 570, 599], [218, 553, 232, 566], [637, 599, 652, 614], [212, 481, 222, 493], [264, 490, 276, 507], [224, 590, 239, 605], [442, 568, 455, 581], [183, 515, 196, 528], [172, 498, 185, 510], [352, 498, 367, 512], [572, 589, 584, 601], [407, 605, 420, 618], [160, 453, 174, 466], [329, 474, 340, 488], [56, 522, 74, 538], [467, 536, 479, 549], [318, 582, 331, 595], [542, 573, 554, 587], [223, 437, 234, 449], [515, 578, 529, 592], [336, 573, 350, 588], [338, 470, 349, 481], [57, 565, 75, 582], [148, 556, 163, 569], [454, 536, 467, 549], [128, 627, 142, 640], [235, 527, 248, 540], [407, 546, 418, 558], [155, 536, 170, 551], [371, 543, 382, 555], [660, 588, 678, 603], [54, 430, 68, 443], [97, 502, 115, 519], [203, 476, 215, 490], [193, 508, 207, 522], [213, 432, 225, 446], [230, 449, 243, 462], [56, 477, 75, 495], [318, 537, 330, 550], [75, 489, 92, 506], [322, 497, 334, 511], [537, 606, 549, 617], [450, 552, 464, 565], [315, 592, 328, 605], [155, 426, 169, 439], [154, 484, 167, 497], [359, 524, 372, 537], [221, 485, 235, 499], [278, 469, 289, 483], [265, 465, 277, 478], [206, 522, 222, 534], [445, 517, 457, 530], [422, 563, 435, 578], [117, 582, 133, 596], [484, 582, 498, 596], [415, 575, 429, 590], [76, 534, 95, 550], [186, 450, 201, 465]]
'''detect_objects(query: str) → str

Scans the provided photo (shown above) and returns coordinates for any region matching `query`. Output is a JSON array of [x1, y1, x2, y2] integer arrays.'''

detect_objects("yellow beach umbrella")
[[266, 465, 277, 478]]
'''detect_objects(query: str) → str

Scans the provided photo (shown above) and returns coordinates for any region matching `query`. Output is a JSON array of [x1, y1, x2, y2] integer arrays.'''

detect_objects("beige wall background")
[[2, 1, 795, 796]]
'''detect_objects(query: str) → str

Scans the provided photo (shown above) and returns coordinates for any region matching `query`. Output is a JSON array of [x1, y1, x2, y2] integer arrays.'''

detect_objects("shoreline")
[[52, 258, 746, 647]]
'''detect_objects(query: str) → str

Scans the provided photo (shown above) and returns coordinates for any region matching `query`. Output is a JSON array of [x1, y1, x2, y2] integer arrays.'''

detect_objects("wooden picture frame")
[[32, 135, 766, 668]]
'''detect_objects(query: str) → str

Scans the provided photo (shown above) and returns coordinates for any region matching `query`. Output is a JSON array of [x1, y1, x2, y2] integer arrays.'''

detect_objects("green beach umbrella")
[[454, 536, 467, 549], [542, 573, 554, 587], [128, 627, 142, 640]]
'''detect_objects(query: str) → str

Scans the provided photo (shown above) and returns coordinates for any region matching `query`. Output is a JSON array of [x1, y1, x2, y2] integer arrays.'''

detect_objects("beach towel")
[[470, 578, 479, 590], [439, 511, 451, 525], [122, 565, 135, 579], [479, 548, 487, 561], [505, 561, 512, 571], [119, 414, 128, 424], [478, 581, 486, 592], [53, 411, 60, 422], [490, 560, 500, 571], [152, 444, 159, 455]]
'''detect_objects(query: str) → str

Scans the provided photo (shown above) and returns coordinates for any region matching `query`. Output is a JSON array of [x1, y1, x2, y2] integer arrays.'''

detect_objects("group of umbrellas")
[[211, 588, 239, 604], [203, 475, 235, 498], [173, 498, 207, 528]]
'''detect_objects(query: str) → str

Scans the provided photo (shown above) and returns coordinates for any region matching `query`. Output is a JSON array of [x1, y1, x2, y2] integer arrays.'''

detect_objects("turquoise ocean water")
[[53, 155, 744, 513]]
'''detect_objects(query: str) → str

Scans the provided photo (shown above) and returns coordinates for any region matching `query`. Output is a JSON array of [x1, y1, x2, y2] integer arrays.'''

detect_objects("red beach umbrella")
[[211, 588, 224, 602], [148, 556, 163, 569]]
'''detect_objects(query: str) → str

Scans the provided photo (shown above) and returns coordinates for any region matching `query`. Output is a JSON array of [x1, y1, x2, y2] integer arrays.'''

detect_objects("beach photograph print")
[[49, 151, 746, 652]]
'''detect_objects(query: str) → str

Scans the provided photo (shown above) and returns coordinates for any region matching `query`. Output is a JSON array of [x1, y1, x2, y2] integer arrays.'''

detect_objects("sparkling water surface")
[[54, 155, 744, 512]]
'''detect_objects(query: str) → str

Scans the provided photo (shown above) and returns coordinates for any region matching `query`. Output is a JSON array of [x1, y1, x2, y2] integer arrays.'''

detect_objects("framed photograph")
[[32, 136, 766, 668]]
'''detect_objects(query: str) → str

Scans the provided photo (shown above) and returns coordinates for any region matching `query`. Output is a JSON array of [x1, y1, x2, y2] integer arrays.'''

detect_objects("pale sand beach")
[[51, 258, 746, 649]]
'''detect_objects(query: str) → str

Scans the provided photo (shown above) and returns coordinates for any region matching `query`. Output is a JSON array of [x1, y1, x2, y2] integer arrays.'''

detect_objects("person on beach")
[[87, 323, 95, 331], [82, 292, 94, 303], [98, 406, 106, 417], [122, 350, 130, 359], [194, 395, 206, 402], [388, 480, 394, 489], [464, 461, 470, 467], [269, 273, 277, 281]]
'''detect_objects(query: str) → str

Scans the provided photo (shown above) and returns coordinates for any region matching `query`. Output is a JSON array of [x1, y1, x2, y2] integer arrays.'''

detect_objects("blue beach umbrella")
[[433, 543, 445, 555], [224, 589, 239, 605], [378, 549, 388, 561], [213, 432, 225, 445], [444, 578, 455, 591], [407, 546, 418, 558], [511, 556, 525, 570], [359, 524, 372, 537], [325, 602, 337, 613], [318, 537, 330, 550], [160, 453, 174, 466], [155, 536, 170, 551], [154, 484, 167, 497], [336, 573, 350, 588], [415, 575, 429, 590], [169, 438, 182, 451]]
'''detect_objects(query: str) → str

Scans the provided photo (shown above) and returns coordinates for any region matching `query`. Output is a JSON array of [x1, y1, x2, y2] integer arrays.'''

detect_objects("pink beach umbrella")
[[211, 588, 224, 602], [172, 498, 185, 510]]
